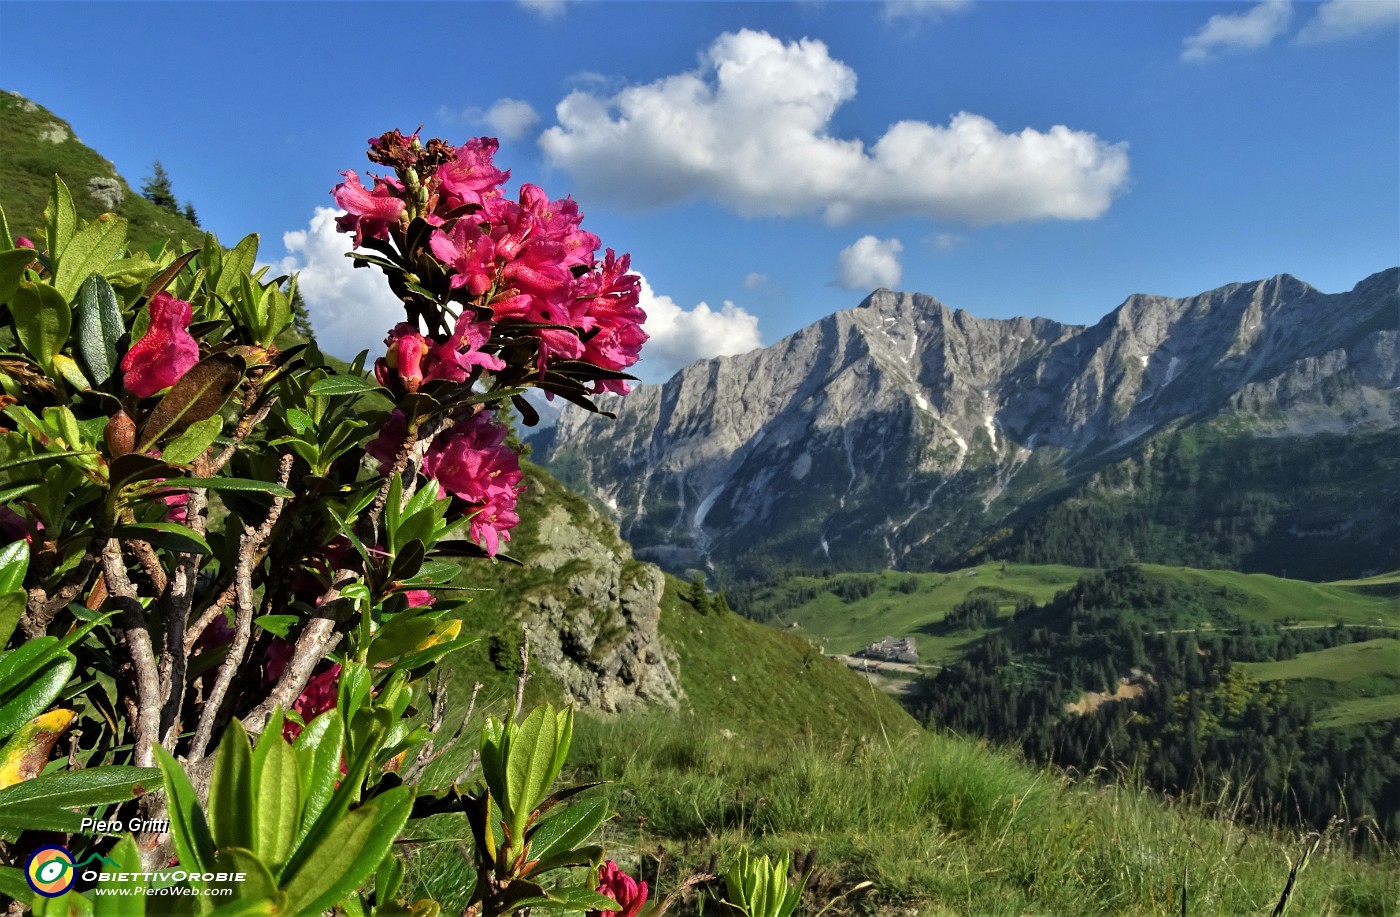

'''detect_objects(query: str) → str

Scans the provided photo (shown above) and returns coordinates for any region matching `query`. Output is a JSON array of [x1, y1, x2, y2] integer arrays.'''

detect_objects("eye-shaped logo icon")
[[26, 845, 76, 897]]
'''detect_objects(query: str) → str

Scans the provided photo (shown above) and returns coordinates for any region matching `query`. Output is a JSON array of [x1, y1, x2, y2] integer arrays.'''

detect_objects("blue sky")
[[2, 0, 1396, 380]]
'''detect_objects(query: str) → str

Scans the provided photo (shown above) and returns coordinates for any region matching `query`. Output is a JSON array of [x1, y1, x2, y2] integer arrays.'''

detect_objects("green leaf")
[[107, 453, 172, 492], [367, 617, 439, 666], [212, 847, 279, 904], [542, 887, 623, 911], [46, 174, 77, 255], [0, 654, 76, 741], [142, 477, 293, 498], [278, 786, 413, 916], [215, 234, 259, 302], [0, 799, 86, 832], [0, 540, 28, 594], [0, 865, 34, 907], [93, 834, 145, 917], [73, 273, 125, 387], [0, 593, 21, 649], [140, 248, 199, 302], [307, 376, 380, 397], [33, 890, 95, 916], [252, 731, 299, 872], [55, 215, 128, 301], [252, 615, 296, 639], [505, 705, 560, 838], [153, 745, 216, 881], [0, 247, 37, 306], [526, 796, 611, 865], [134, 353, 245, 452], [208, 719, 254, 851], [158, 416, 222, 465], [12, 281, 71, 371], [207, 898, 280, 917], [282, 708, 388, 880], [115, 522, 212, 556], [294, 710, 343, 839], [0, 764, 157, 810]]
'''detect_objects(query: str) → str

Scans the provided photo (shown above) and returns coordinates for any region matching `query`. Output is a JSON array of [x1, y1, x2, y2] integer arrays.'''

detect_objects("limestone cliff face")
[[536, 270, 1399, 578], [487, 469, 683, 713]]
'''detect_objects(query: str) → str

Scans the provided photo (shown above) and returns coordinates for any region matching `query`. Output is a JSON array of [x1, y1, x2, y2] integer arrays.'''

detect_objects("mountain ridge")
[[537, 268, 1399, 581]]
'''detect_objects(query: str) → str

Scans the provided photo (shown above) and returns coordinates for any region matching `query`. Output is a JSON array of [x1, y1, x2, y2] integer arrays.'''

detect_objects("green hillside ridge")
[[0, 90, 203, 251], [744, 561, 1400, 657], [398, 466, 1397, 913]]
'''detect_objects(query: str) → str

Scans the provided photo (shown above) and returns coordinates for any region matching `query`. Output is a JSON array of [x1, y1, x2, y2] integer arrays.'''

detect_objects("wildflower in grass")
[[591, 861, 648, 917], [120, 292, 199, 397]]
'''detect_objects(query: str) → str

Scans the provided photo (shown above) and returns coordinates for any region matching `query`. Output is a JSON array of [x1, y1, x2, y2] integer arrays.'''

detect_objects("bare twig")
[[127, 539, 168, 595], [183, 579, 239, 651], [404, 678, 483, 785], [513, 629, 530, 721], [241, 609, 348, 737], [187, 456, 293, 759], [20, 547, 100, 638], [100, 538, 160, 768]]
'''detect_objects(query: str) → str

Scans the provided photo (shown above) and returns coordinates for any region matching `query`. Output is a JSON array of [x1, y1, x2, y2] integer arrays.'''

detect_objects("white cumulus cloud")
[[1181, 0, 1293, 61], [836, 236, 904, 290], [539, 29, 1129, 225], [483, 99, 540, 140], [1297, 0, 1400, 43], [440, 98, 541, 141], [270, 208, 404, 362], [635, 275, 763, 381]]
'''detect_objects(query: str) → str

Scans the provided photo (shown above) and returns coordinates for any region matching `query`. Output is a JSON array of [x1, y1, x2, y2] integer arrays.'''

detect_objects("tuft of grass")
[[565, 716, 1400, 916]]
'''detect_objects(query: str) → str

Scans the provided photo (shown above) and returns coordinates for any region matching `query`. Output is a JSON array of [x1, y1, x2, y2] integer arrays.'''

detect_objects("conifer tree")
[[141, 160, 179, 213]]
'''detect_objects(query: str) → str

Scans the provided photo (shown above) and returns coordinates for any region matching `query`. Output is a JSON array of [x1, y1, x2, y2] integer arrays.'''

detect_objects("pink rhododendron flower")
[[422, 411, 523, 556], [436, 137, 509, 213], [576, 249, 648, 392], [333, 169, 406, 247], [429, 220, 497, 296], [590, 861, 648, 917], [514, 184, 601, 269], [14, 237, 34, 249], [403, 589, 434, 608], [120, 292, 199, 397], [375, 317, 505, 394]]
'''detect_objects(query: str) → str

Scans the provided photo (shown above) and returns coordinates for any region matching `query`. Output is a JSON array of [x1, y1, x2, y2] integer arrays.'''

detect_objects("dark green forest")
[[908, 566, 1400, 847], [987, 429, 1400, 579]]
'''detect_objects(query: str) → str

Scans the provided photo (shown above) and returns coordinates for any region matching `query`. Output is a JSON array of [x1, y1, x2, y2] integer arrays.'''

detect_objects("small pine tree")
[[141, 161, 179, 214], [685, 575, 711, 615], [290, 287, 314, 339], [181, 201, 200, 227]]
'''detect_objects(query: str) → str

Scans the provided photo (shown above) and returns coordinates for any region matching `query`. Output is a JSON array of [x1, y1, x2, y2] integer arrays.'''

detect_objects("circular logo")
[[26, 845, 75, 897]]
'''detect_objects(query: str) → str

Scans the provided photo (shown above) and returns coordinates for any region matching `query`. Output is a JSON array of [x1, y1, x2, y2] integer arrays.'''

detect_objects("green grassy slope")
[[0, 91, 202, 251]]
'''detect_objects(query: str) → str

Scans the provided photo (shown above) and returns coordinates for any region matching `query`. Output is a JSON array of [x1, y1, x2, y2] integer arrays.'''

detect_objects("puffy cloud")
[[881, 0, 971, 23], [270, 207, 403, 361], [439, 98, 541, 141], [1297, 0, 1400, 43], [539, 29, 1129, 225], [519, 0, 565, 19], [634, 275, 763, 381], [1181, 0, 1293, 61], [836, 236, 904, 290], [483, 99, 540, 140]]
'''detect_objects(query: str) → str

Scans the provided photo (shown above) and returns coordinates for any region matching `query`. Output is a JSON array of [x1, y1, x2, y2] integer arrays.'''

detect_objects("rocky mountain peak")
[[537, 270, 1398, 581]]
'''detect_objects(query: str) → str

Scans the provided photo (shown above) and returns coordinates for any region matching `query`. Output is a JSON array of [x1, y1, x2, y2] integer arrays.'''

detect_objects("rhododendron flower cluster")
[[336, 130, 649, 556], [590, 861, 648, 917], [120, 291, 200, 397], [333, 130, 648, 393]]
